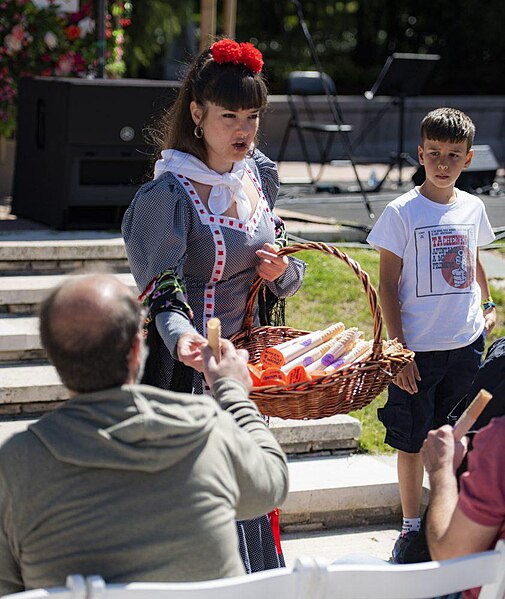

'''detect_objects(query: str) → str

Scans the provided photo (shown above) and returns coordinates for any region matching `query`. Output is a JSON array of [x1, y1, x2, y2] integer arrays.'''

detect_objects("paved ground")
[[282, 524, 399, 566], [276, 162, 505, 232]]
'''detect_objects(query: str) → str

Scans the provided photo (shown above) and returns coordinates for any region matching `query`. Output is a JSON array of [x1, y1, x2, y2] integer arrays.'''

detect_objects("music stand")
[[365, 53, 440, 191]]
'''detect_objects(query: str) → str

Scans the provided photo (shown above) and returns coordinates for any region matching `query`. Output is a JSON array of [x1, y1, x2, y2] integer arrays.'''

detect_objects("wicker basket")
[[230, 241, 414, 419]]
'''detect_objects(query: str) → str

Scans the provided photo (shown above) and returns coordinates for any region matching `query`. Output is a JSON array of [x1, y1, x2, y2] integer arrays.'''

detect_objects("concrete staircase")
[[0, 229, 411, 530], [0, 236, 134, 414]]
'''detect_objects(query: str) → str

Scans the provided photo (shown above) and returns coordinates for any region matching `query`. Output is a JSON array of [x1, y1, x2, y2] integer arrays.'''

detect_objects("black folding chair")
[[277, 71, 353, 184]]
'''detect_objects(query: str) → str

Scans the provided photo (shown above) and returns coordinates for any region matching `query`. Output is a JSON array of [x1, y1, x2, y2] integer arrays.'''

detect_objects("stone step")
[[0, 272, 137, 314], [282, 453, 430, 531], [0, 237, 128, 273], [0, 362, 68, 415], [0, 316, 43, 361], [270, 415, 361, 454], [0, 235, 128, 274]]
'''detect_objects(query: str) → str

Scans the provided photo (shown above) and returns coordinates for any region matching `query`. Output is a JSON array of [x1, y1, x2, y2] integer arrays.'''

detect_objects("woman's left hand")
[[177, 332, 207, 372], [255, 243, 288, 282]]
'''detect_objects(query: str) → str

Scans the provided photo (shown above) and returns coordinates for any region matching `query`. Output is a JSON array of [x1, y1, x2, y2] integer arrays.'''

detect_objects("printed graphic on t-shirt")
[[414, 224, 476, 297]]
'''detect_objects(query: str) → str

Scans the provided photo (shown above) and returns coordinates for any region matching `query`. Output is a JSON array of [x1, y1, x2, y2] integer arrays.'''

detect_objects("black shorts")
[[378, 332, 485, 453]]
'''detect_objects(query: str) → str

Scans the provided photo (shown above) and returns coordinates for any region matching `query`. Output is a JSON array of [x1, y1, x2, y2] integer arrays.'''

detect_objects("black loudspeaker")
[[13, 77, 181, 229], [412, 145, 498, 193]]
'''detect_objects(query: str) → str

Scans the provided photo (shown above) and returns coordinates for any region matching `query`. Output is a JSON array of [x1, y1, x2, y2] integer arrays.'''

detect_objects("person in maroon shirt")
[[422, 416, 505, 599]]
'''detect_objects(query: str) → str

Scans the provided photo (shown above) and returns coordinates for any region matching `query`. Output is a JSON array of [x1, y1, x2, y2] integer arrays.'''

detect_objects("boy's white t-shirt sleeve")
[[366, 204, 407, 258], [477, 205, 495, 246]]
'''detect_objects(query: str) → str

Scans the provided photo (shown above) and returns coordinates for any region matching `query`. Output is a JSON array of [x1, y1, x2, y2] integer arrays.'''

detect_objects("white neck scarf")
[[154, 149, 251, 222]]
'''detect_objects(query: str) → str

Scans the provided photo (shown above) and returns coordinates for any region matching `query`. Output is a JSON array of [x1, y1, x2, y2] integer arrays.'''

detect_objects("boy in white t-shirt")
[[367, 107, 496, 563]]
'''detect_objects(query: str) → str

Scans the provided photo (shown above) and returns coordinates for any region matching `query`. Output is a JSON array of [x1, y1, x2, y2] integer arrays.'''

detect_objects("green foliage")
[[233, 0, 505, 94], [124, 0, 195, 78], [286, 249, 380, 339]]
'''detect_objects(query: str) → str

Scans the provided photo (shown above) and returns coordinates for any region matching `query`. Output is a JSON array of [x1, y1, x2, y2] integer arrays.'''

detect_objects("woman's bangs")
[[206, 70, 267, 111]]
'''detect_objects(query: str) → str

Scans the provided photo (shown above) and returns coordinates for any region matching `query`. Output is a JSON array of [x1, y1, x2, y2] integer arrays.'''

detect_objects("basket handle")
[[241, 241, 384, 356]]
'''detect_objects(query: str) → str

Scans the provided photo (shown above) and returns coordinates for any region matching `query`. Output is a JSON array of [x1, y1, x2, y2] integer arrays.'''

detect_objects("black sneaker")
[[391, 531, 431, 564], [392, 531, 418, 563]]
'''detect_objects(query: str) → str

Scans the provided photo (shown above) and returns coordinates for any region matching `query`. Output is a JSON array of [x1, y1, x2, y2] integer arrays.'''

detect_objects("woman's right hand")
[[177, 332, 207, 372]]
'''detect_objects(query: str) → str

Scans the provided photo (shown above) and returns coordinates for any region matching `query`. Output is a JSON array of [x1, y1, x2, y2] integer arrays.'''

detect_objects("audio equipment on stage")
[[13, 77, 180, 229]]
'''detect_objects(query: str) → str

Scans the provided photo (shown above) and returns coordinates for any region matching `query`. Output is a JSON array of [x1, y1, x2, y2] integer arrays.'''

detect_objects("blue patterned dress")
[[122, 150, 305, 572]]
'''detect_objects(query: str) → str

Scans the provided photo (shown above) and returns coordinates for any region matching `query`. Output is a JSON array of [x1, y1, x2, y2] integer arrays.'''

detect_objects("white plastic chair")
[[81, 558, 325, 599], [5, 543, 505, 599], [2, 575, 86, 599], [320, 540, 505, 599]]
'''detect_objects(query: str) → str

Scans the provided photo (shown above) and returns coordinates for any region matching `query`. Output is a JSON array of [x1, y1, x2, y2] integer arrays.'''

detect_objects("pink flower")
[[55, 53, 74, 76], [4, 34, 23, 53], [72, 53, 86, 72], [11, 24, 25, 41]]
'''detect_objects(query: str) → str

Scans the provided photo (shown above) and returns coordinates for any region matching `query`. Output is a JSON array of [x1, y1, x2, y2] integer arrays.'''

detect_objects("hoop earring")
[[194, 125, 203, 139]]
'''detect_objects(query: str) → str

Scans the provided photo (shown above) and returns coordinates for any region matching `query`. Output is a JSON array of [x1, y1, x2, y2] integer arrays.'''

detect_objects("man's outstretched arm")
[[203, 340, 288, 520]]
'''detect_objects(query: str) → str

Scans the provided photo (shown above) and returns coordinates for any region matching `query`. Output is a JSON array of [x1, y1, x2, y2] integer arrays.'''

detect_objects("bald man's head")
[[39, 274, 142, 394]]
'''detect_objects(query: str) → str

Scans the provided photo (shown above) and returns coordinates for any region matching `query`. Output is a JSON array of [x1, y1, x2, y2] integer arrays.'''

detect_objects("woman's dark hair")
[[152, 42, 269, 163]]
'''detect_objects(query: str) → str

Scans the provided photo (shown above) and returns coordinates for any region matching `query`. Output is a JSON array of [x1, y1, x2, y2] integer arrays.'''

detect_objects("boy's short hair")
[[420, 107, 475, 152]]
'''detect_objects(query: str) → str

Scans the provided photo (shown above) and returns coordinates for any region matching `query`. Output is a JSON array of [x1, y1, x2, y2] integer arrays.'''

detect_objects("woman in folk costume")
[[122, 39, 305, 572]]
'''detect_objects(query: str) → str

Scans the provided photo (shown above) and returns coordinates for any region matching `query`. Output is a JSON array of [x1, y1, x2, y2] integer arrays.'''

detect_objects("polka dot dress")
[[123, 150, 303, 572]]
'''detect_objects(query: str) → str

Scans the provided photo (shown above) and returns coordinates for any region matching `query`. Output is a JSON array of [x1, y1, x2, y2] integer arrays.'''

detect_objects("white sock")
[[401, 517, 421, 536]]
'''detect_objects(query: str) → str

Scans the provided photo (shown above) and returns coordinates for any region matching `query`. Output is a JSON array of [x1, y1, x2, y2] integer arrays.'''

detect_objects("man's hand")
[[422, 424, 468, 475], [255, 243, 288, 281], [202, 339, 252, 391], [484, 307, 496, 334], [177, 332, 207, 372], [394, 359, 421, 394]]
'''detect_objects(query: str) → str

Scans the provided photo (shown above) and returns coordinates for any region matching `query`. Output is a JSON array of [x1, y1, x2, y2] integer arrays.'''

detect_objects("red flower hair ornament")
[[210, 39, 264, 74]]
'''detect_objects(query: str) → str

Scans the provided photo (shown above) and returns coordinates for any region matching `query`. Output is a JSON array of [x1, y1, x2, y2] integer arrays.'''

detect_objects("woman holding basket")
[[122, 38, 305, 572]]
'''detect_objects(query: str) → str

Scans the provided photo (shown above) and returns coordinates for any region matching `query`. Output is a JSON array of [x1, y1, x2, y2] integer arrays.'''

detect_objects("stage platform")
[[276, 162, 505, 234]]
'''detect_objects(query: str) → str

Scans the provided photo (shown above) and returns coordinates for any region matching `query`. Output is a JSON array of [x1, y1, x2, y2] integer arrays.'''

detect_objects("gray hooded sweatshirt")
[[0, 378, 288, 594]]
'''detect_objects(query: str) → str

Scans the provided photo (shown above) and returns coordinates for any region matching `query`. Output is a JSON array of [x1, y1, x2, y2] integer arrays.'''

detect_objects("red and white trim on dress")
[[175, 172, 274, 334], [175, 175, 227, 337], [245, 165, 274, 237]]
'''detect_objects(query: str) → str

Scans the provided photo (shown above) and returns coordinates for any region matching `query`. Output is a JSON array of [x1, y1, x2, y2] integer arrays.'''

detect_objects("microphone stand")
[[291, 0, 374, 219]]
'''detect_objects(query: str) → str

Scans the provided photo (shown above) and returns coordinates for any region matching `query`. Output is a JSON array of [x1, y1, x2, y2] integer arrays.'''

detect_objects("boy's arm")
[[378, 248, 421, 394], [476, 249, 496, 334]]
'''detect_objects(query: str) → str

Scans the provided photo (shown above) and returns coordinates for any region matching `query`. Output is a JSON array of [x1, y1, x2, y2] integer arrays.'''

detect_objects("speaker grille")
[[79, 159, 151, 186]]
